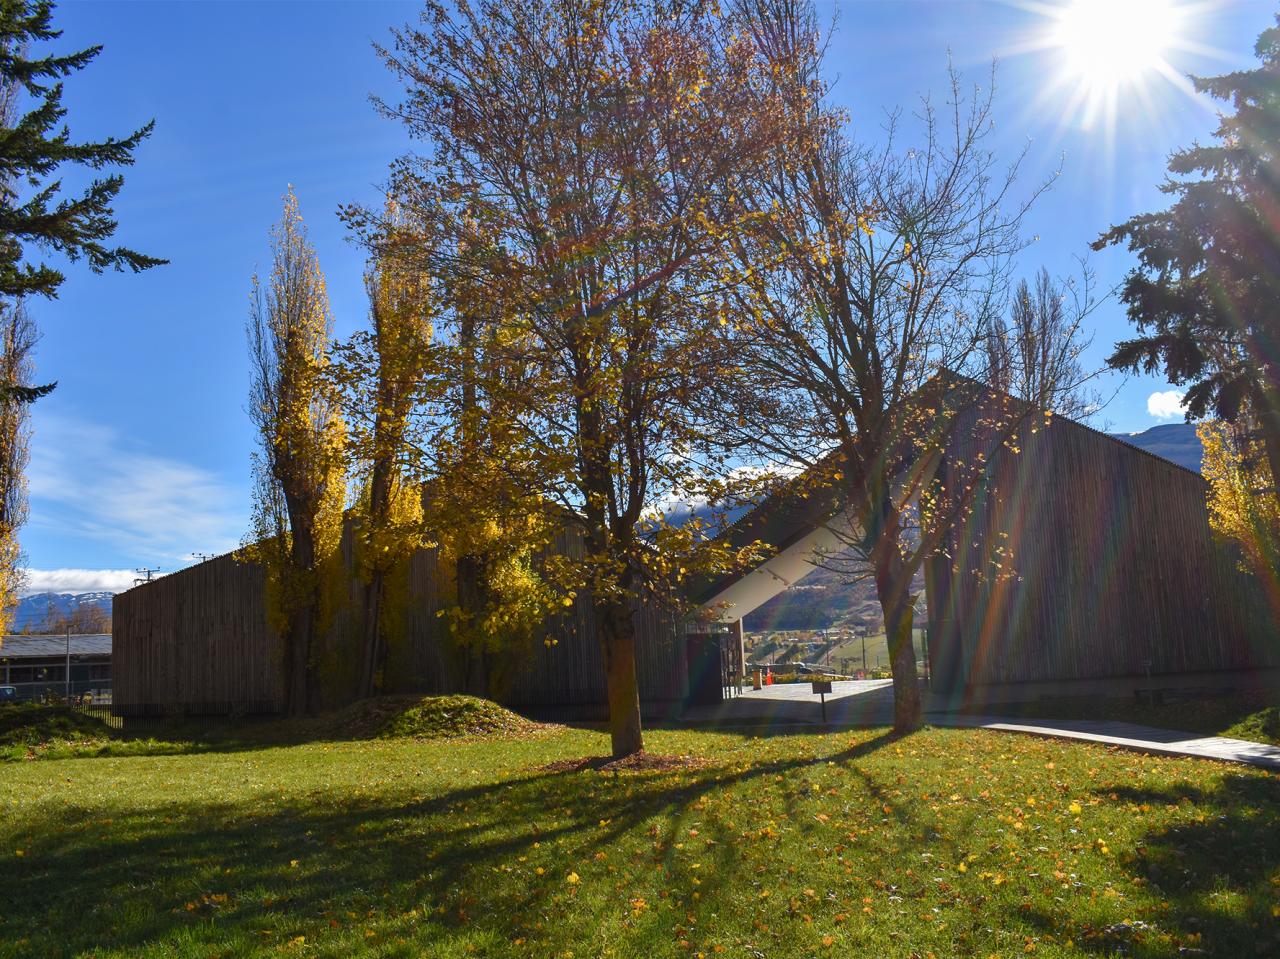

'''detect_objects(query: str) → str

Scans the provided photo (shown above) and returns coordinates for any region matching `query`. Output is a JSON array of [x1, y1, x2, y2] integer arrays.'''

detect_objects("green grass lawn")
[[2, 707, 1279, 958], [952, 689, 1280, 748]]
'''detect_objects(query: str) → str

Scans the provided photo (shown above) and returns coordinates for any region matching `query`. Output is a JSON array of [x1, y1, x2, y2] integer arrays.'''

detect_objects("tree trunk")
[[456, 553, 489, 696], [872, 534, 923, 733], [358, 570, 385, 700], [286, 602, 314, 717], [600, 601, 644, 758], [284, 518, 318, 717], [1257, 401, 1280, 500], [882, 594, 922, 732]]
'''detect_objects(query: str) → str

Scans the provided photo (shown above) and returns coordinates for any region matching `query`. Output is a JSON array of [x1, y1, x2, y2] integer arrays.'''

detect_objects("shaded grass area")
[[954, 690, 1280, 747], [2, 724, 1279, 957], [0, 695, 555, 762]]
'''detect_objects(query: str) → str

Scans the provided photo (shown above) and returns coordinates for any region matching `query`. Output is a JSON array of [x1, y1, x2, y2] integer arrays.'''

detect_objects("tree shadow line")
[[1018, 774, 1280, 956], [0, 731, 900, 957]]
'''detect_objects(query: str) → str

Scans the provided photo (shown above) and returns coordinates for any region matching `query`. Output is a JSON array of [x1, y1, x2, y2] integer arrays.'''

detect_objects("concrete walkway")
[[940, 714, 1280, 770], [682, 680, 1280, 771]]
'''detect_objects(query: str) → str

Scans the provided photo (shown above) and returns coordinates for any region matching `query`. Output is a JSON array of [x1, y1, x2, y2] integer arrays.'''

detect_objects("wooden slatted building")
[[926, 403, 1279, 696], [114, 384, 1278, 718], [113, 525, 693, 719]]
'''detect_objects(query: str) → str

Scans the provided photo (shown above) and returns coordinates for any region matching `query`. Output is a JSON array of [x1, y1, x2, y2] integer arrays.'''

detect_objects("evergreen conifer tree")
[[1095, 16, 1280, 485], [0, 0, 164, 402]]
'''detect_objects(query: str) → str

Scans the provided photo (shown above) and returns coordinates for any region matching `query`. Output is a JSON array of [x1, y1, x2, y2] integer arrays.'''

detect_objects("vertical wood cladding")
[[112, 527, 687, 717], [927, 407, 1278, 688]]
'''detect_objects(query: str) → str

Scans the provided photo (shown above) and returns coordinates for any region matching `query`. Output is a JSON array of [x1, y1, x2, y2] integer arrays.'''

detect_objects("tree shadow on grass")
[[0, 732, 905, 958], [1019, 775, 1280, 957]]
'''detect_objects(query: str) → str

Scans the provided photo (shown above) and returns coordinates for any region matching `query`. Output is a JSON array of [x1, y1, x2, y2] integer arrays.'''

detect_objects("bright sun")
[[1028, 0, 1199, 132], [1051, 0, 1182, 91]]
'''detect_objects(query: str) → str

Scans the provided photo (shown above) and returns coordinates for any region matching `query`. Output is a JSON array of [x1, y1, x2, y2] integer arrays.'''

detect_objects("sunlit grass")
[[1, 721, 1277, 957]]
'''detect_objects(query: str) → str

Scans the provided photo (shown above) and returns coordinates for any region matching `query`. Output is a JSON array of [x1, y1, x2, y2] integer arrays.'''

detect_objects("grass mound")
[[379, 694, 548, 740], [0, 704, 118, 757], [1221, 702, 1280, 745], [330, 694, 549, 741], [2, 695, 552, 761]]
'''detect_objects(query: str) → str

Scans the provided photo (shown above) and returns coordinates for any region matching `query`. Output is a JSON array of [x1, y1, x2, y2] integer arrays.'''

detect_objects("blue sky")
[[19, 0, 1277, 593]]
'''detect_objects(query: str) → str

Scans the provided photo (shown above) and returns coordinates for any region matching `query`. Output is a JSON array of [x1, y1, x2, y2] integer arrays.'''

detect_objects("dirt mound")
[[331, 695, 551, 741], [541, 750, 710, 773]]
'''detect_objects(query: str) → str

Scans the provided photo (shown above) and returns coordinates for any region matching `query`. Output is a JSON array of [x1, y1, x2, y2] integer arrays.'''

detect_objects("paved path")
[[940, 714, 1280, 770], [682, 679, 896, 728], [682, 680, 1280, 771]]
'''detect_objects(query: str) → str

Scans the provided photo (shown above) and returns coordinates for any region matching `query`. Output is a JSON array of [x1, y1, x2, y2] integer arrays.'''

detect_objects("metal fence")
[[69, 700, 121, 728], [1, 680, 112, 705]]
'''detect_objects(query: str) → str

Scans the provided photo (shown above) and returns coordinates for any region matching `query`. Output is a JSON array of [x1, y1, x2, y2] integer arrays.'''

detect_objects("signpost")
[[812, 678, 832, 722]]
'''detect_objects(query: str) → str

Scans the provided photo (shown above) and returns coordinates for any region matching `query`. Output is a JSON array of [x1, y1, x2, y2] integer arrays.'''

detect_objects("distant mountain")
[[743, 573, 884, 632], [1109, 422, 1203, 473], [10, 591, 113, 633], [743, 565, 926, 633]]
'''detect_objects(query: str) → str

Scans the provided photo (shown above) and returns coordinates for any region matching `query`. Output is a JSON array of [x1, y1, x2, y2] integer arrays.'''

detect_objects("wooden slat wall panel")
[[928, 406, 1279, 688], [113, 554, 283, 716], [113, 528, 687, 716]]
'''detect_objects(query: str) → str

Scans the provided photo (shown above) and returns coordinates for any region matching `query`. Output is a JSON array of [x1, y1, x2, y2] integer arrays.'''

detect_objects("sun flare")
[[1053, 0, 1181, 89], [1025, 0, 1202, 132]]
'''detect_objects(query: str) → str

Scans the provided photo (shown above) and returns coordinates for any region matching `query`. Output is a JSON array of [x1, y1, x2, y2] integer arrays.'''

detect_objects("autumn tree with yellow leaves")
[[0, 299, 36, 634], [1198, 418, 1280, 619], [424, 225, 561, 695], [331, 215, 438, 700], [378, 0, 794, 757], [245, 190, 347, 716]]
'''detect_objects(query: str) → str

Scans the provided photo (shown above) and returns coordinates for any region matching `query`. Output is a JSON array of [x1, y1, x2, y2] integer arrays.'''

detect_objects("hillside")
[[743, 565, 926, 633], [1109, 422, 1202, 472]]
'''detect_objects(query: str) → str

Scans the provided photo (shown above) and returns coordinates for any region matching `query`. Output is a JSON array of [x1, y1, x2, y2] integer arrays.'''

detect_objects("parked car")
[[0, 685, 17, 704]]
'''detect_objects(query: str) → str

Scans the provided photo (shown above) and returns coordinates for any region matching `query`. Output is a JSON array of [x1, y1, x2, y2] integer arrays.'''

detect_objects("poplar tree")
[[332, 215, 437, 699], [0, 297, 33, 633], [245, 190, 346, 716], [983, 267, 1102, 420]]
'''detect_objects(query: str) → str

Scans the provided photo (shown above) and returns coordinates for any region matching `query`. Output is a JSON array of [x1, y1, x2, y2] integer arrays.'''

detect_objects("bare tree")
[[721, 0, 1047, 732], [983, 265, 1102, 420]]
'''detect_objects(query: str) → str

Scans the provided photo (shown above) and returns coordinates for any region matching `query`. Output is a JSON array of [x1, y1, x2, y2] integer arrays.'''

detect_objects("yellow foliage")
[[1198, 419, 1280, 586], [433, 498, 557, 659], [240, 188, 349, 644]]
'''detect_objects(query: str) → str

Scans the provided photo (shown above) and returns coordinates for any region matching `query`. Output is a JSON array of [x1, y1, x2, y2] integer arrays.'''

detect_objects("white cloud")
[[1147, 390, 1186, 421], [25, 413, 246, 565], [20, 568, 142, 596]]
